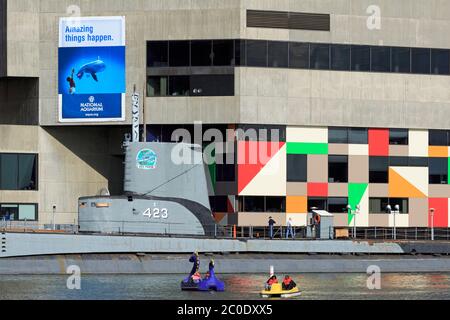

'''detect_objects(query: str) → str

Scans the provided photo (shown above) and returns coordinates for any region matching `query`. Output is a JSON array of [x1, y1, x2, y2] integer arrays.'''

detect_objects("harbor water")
[[0, 273, 449, 300]]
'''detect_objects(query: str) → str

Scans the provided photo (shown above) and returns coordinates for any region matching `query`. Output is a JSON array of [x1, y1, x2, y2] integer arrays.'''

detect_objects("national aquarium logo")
[[80, 95, 104, 112], [136, 149, 158, 170]]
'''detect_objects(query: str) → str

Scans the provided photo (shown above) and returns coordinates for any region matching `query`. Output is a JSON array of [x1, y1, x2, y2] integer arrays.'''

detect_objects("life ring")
[[314, 214, 321, 224]]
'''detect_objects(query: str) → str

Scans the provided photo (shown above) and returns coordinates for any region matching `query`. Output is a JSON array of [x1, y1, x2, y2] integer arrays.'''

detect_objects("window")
[[147, 41, 168, 67], [349, 128, 368, 144], [241, 196, 285, 212], [389, 129, 408, 145], [209, 196, 229, 212], [329, 127, 348, 144], [191, 40, 213, 66], [391, 47, 410, 73], [331, 45, 350, 71], [308, 198, 327, 211], [287, 154, 307, 182], [169, 76, 190, 96], [212, 40, 234, 66], [289, 42, 309, 69], [0, 154, 38, 191], [351, 45, 370, 71], [266, 197, 286, 213], [329, 155, 348, 183], [369, 157, 389, 183], [411, 48, 431, 74], [268, 41, 288, 68], [215, 152, 236, 182], [169, 41, 190, 67], [310, 43, 330, 70], [190, 75, 234, 96], [147, 76, 168, 97], [371, 46, 390, 72], [370, 198, 408, 214], [328, 197, 348, 213], [429, 130, 448, 146], [234, 40, 246, 66], [431, 49, 450, 75], [246, 40, 268, 67], [429, 158, 448, 184], [389, 157, 428, 167], [0, 204, 38, 221], [243, 197, 265, 212]]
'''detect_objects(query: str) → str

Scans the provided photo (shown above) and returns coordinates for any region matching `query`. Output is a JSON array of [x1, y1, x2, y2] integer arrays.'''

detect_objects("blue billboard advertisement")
[[58, 16, 126, 122]]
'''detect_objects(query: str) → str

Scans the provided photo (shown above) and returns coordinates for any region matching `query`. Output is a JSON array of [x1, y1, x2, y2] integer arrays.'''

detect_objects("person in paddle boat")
[[265, 275, 278, 291], [282, 275, 297, 291]]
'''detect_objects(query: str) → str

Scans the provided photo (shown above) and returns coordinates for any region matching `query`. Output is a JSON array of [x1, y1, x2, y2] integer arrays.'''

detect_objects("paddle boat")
[[181, 253, 225, 292], [260, 270, 301, 298]]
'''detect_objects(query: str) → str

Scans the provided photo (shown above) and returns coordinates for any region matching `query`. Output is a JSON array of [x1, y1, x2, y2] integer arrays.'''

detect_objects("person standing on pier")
[[268, 216, 276, 239]]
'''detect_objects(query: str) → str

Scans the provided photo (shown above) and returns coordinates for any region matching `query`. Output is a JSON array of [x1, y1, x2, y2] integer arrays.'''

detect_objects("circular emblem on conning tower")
[[136, 149, 158, 170]]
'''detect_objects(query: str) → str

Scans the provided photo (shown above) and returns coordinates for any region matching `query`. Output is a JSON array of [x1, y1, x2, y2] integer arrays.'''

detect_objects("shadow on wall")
[[0, 78, 39, 125], [43, 126, 130, 195]]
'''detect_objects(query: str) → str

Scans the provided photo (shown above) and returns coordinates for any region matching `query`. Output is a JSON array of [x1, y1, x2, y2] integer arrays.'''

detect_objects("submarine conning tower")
[[78, 142, 215, 236]]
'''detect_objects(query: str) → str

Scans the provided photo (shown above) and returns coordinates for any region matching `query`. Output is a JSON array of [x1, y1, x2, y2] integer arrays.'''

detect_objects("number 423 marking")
[[143, 208, 169, 219]]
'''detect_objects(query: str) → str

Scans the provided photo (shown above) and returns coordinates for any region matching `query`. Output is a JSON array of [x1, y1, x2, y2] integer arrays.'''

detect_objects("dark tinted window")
[[169, 76, 190, 96], [0, 154, 38, 191], [389, 198, 409, 213], [169, 41, 190, 66], [209, 196, 229, 212], [351, 45, 370, 71], [268, 41, 288, 68], [329, 127, 348, 144], [310, 43, 330, 70], [266, 197, 286, 213], [247, 40, 267, 67], [329, 155, 348, 183], [370, 157, 389, 183], [349, 128, 368, 144], [243, 197, 265, 212], [0, 154, 18, 190], [212, 40, 234, 66], [147, 41, 168, 67], [391, 47, 410, 73], [328, 197, 348, 213], [371, 46, 390, 72], [431, 49, 450, 75], [389, 129, 408, 145], [408, 157, 429, 167], [287, 154, 307, 182], [147, 76, 168, 97], [429, 130, 448, 146], [411, 48, 431, 74], [289, 42, 309, 68], [331, 45, 350, 71], [191, 40, 212, 66], [216, 162, 236, 182], [389, 157, 408, 167], [190, 75, 234, 96], [234, 40, 246, 66], [429, 158, 448, 184], [308, 198, 327, 211], [369, 198, 389, 213]]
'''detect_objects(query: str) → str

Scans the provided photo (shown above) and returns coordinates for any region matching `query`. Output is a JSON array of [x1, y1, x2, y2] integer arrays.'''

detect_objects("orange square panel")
[[287, 196, 308, 213]]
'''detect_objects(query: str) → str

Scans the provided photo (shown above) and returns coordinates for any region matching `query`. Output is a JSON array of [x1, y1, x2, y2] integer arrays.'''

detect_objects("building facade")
[[1, 0, 450, 229]]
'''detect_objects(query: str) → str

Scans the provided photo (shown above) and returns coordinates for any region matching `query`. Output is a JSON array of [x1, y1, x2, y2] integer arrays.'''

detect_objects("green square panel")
[[287, 143, 328, 155]]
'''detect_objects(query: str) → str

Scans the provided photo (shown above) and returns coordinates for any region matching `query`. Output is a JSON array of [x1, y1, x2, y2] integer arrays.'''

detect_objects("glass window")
[[370, 157, 389, 183], [18, 154, 37, 190], [209, 196, 229, 212], [0, 204, 18, 221], [328, 197, 348, 213], [289, 42, 309, 69], [287, 154, 307, 182], [0, 154, 18, 190], [391, 47, 410, 73], [191, 40, 212, 66], [329, 155, 348, 183], [349, 128, 368, 144], [429, 158, 448, 184], [389, 198, 409, 214], [212, 40, 234, 66], [389, 157, 408, 167], [411, 48, 431, 74], [329, 127, 348, 144], [351, 45, 370, 71], [431, 49, 450, 75], [429, 130, 448, 146], [18, 204, 37, 220], [147, 76, 168, 97], [243, 197, 265, 212], [190, 75, 234, 96], [408, 157, 429, 167], [234, 40, 246, 66], [369, 198, 390, 214], [0, 204, 37, 221], [389, 129, 408, 145], [216, 162, 236, 182], [310, 44, 330, 70], [308, 198, 327, 211], [266, 197, 286, 213], [169, 41, 190, 67], [331, 45, 350, 71], [371, 46, 390, 72], [169, 76, 190, 96], [268, 41, 288, 68], [246, 40, 267, 67], [147, 41, 168, 67]]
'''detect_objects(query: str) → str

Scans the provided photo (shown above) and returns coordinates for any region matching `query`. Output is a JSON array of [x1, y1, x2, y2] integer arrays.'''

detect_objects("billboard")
[[58, 16, 126, 122]]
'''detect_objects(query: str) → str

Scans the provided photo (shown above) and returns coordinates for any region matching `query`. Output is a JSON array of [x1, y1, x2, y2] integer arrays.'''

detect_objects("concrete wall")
[[0, 0, 6, 77]]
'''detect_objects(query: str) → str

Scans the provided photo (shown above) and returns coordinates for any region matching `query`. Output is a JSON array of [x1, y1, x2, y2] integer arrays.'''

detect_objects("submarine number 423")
[[143, 208, 169, 219]]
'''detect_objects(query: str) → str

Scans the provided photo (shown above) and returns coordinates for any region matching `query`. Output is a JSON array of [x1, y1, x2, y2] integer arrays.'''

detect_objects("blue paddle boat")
[[181, 253, 225, 292]]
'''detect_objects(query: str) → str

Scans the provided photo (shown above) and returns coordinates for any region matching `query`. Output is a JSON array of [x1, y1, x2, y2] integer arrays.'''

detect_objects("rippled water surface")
[[0, 273, 449, 300]]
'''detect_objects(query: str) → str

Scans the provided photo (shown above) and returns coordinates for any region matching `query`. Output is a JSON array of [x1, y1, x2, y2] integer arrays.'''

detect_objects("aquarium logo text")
[[137, 149, 158, 170], [80, 96, 104, 112]]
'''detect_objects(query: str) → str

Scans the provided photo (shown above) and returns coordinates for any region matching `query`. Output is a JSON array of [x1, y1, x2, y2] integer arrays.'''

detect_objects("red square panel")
[[369, 128, 389, 156], [308, 183, 328, 197], [428, 198, 448, 228]]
